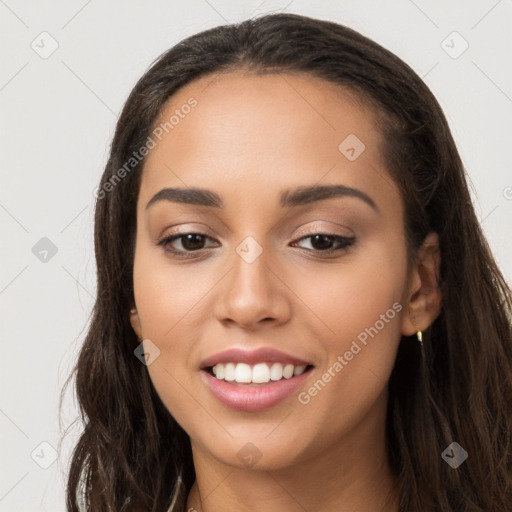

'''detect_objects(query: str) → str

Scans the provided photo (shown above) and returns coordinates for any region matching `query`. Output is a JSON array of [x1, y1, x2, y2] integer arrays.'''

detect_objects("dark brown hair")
[[60, 12, 512, 511]]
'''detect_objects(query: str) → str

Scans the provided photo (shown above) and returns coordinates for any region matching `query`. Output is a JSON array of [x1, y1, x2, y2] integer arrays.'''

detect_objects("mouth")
[[200, 361, 314, 412], [203, 362, 315, 385]]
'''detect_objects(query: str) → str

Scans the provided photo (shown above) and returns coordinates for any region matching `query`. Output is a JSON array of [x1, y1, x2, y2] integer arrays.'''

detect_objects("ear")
[[130, 307, 143, 342], [401, 231, 443, 336]]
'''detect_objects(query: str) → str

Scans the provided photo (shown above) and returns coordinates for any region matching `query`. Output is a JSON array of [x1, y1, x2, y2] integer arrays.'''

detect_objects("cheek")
[[133, 239, 213, 339], [290, 235, 406, 418], [290, 232, 407, 345], [132, 245, 218, 429]]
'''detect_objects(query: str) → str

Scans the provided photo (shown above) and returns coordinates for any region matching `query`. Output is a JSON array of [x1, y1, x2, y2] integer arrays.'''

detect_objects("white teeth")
[[215, 363, 225, 379], [270, 362, 283, 381], [252, 363, 270, 383], [293, 365, 306, 376], [224, 362, 236, 381], [235, 363, 252, 383], [283, 364, 294, 379], [211, 362, 309, 383]]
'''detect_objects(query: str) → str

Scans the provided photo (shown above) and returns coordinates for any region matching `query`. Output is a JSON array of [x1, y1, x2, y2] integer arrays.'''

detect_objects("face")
[[130, 70, 414, 470]]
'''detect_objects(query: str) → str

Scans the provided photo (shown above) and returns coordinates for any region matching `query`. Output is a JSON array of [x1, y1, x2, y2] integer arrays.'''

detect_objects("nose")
[[214, 243, 292, 330]]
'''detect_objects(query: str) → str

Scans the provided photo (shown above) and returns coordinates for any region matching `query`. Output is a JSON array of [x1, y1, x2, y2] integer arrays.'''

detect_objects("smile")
[[201, 364, 314, 412], [209, 362, 311, 384]]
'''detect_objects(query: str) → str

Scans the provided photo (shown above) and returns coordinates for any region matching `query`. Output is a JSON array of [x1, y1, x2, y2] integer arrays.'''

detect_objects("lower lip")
[[201, 368, 313, 412]]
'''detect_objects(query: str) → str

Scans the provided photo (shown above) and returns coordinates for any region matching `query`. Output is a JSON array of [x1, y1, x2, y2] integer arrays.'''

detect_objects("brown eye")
[[292, 233, 356, 254], [175, 233, 207, 251], [157, 232, 217, 256]]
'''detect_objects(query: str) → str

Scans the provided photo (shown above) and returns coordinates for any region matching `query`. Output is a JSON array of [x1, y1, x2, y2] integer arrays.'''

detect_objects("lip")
[[200, 347, 313, 369], [200, 366, 314, 412]]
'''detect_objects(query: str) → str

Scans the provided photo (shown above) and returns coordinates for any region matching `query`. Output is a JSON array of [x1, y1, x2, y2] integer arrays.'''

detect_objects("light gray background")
[[1, 1, 511, 510]]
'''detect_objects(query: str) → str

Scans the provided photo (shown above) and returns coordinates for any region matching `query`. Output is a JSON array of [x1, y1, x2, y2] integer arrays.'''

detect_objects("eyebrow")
[[145, 184, 378, 212]]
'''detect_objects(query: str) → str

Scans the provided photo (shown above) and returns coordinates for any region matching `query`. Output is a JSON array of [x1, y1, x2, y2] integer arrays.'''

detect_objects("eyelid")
[[156, 223, 215, 240], [157, 222, 354, 243], [293, 222, 355, 239]]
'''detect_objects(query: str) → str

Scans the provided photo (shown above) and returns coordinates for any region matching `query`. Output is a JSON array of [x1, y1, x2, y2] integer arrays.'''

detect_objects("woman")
[[62, 12, 512, 511]]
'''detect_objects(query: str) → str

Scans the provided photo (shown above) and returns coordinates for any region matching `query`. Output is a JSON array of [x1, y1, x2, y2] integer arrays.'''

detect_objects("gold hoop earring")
[[417, 331, 423, 347]]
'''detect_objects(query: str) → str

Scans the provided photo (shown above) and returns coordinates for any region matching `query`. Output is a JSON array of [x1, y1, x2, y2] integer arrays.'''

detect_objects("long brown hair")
[[60, 13, 512, 511]]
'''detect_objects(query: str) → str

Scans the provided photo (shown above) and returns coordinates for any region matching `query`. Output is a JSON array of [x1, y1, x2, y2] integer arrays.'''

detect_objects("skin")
[[129, 70, 442, 511]]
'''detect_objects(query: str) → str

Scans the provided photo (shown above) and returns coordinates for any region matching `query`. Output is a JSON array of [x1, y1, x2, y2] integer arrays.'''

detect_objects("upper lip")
[[200, 347, 313, 369]]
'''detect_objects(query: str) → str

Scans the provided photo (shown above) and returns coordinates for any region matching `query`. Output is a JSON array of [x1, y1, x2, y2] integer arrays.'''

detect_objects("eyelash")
[[156, 232, 356, 259]]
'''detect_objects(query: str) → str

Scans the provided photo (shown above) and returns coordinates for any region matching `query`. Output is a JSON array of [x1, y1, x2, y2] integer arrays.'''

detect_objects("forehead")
[[139, 70, 396, 213]]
